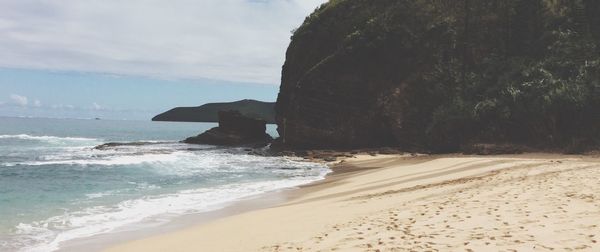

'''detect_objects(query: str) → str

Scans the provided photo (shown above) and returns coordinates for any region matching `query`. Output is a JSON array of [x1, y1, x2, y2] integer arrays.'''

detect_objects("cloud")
[[4, 94, 43, 108], [10, 94, 28, 106], [92, 102, 102, 110], [0, 0, 327, 84], [51, 104, 75, 110]]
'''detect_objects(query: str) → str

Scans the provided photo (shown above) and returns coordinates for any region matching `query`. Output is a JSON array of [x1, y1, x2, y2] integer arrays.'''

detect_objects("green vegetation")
[[284, 0, 600, 152]]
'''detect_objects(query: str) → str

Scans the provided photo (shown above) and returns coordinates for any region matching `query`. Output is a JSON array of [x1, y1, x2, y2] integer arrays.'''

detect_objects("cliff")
[[276, 0, 600, 152], [153, 99, 275, 123]]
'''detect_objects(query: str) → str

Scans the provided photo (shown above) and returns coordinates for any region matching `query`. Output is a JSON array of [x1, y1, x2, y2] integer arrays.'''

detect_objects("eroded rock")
[[184, 110, 272, 146]]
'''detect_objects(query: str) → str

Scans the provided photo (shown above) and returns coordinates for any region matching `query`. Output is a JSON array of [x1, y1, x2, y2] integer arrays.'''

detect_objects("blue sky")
[[0, 68, 279, 120], [0, 0, 326, 120]]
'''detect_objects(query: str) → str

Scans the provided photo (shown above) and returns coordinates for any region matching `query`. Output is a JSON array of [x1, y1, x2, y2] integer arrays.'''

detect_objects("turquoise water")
[[0, 117, 328, 251]]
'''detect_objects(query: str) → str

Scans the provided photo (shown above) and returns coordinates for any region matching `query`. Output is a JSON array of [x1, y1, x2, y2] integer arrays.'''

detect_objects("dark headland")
[[273, 0, 600, 154], [153, 99, 275, 124]]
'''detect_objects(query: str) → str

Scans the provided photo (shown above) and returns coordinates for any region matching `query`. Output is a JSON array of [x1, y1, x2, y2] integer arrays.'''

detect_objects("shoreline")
[[102, 153, 600, 251], [58, 157, 343, 252], [58, 188, 293, 252]]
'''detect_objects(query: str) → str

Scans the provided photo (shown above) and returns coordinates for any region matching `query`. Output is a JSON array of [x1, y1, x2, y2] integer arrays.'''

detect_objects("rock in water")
[[184, 110, 273, 146]]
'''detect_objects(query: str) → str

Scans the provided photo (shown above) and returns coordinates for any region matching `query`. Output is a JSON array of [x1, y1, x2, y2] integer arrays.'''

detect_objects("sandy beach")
[[105, 154, 600, 252]]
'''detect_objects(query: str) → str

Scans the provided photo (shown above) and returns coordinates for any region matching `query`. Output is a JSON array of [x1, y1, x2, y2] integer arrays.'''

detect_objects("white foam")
[[1, 147, 197, 167], [84, 190, 121, 199], [0, 134, 98, 142], [17, 167, 330, 252], [14, 152, 184, 167], [1, 141, 331, 251]]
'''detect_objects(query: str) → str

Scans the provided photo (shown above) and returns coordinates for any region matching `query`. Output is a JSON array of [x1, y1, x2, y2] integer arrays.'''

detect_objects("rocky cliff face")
[[276, 0, 600, 151], [184, 110, 272, 146], [276, 0, 413, 149]]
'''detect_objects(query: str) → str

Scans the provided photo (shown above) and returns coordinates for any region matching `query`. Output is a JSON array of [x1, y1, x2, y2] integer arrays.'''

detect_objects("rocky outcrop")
[[153, 99, 275, 124], [184, 110, 272, 146], [275, 0, 600, 152]]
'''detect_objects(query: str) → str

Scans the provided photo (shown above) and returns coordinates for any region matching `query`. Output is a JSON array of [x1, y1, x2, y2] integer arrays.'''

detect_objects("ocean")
[[0, 117, 330, 251]]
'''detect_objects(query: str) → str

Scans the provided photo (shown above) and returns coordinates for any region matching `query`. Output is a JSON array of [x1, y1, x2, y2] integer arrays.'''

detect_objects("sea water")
[[0, 117, 329, 251]]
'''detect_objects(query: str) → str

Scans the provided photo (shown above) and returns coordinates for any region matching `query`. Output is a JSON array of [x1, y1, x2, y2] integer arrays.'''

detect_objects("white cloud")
[[51, 104, 75, 110], [0, 0, 327, 84], [33, 99, 41, 107], [92, 102, 102, 110], [10, 94, 28, 106]]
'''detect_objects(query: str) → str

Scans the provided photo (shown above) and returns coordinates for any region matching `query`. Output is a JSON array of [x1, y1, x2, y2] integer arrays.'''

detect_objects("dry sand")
[[105, 154, 600, 252]]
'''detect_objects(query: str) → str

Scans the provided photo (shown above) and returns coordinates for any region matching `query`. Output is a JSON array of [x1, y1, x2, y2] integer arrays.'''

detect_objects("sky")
[[0, 0, 327, 120]]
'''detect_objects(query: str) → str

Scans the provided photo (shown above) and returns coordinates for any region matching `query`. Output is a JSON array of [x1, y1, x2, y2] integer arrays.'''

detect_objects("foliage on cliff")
[[276, 0, 600, 152]]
